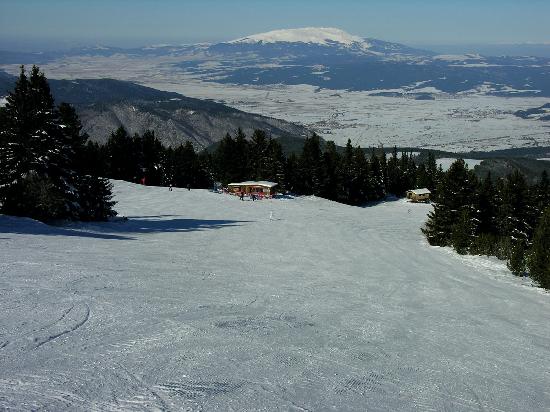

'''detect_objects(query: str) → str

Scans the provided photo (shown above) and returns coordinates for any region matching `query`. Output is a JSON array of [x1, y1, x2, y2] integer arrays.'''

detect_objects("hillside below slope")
[[0, 182, 549, 410], [0, 73, 309, 148]]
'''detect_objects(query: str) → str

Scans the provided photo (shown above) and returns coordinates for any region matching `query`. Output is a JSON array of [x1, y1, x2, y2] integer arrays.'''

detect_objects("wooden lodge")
[[227, 181, 279, 198], [406, 188, 431, 203]]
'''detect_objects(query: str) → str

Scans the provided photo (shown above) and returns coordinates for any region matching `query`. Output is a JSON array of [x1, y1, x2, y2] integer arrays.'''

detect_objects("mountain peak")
[[228, 27, 367, 48]]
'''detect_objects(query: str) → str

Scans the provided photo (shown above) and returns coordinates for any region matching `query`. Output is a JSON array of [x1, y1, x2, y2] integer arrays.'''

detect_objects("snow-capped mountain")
[[1, 27, 549, 97], [228, 27, 369, 48], [198, 28, 550, 96], [212, 27, 428, 58]]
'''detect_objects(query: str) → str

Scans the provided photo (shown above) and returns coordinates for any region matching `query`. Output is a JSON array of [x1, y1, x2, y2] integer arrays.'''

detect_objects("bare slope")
[[0, 182, 549, 410]]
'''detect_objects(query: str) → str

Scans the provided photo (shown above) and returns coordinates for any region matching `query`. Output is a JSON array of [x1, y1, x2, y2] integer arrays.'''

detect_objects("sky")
[[1, 0, 549, 51]]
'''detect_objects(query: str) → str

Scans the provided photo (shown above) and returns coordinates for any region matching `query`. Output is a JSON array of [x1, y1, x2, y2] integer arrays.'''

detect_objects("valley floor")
[[1, 182, 549, 411]]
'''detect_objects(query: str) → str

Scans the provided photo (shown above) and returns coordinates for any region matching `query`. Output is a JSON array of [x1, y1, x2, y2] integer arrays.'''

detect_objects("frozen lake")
[[1, 182, 549, 410]]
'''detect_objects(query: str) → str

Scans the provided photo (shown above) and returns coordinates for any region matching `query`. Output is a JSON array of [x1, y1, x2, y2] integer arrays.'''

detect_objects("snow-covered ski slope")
[[1, 181, 549, 411]]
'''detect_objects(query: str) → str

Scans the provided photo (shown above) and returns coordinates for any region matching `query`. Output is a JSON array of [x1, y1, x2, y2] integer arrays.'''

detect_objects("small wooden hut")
[[406, 188, 431, 203], [227, 181, 279, 198]]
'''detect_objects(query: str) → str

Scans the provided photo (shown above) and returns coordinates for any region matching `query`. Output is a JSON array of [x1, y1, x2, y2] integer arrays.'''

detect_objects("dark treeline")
[[0, 66, 116, 222], [423, 159, 550, 289], [82, 127, 442, 206]]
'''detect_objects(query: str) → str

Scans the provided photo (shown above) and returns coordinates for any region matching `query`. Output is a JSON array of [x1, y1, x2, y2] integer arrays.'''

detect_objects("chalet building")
[[227, 181, 279, 197], [406, 188, 431, 203]]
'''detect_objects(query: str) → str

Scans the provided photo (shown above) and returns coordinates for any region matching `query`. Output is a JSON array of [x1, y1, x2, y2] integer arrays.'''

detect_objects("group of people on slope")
[[239, 191, 259, 201]]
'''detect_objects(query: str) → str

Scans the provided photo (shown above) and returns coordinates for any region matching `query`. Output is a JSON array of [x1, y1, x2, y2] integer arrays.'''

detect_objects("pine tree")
[[265, 138, 285, 186], [77, 175, 117, 221], [320, 141, 341, 201], [452, 209, 475, 254], [284, 153, 300, 194], [423, 159, 476, 246], [476, 173, 497, 234], [140, 130, 164, 186], [249, 129, 269, 180], [298, 133, 323, 196], [234, 128, 250, 182], [498, 170, 531, 246], [0, 66, 75, 220], [106, 127, 141, 182], [386, 147, 405, 196], [527, 206, 550, 288], [0, 66, 116, 222], [507, 242, 526, 276], [340, 139, 355, 203], [532, 170, 550, 220], [369, 148, 385, 200], [352, 146, 369, 204]]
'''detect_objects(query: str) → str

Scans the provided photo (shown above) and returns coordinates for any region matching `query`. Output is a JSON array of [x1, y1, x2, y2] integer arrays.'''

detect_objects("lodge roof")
[[408, 188, 431, 195], [227, 181, 279, 188]]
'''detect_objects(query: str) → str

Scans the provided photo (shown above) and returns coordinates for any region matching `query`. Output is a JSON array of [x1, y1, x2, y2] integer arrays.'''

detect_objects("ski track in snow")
[[0, 181, 549, 411]]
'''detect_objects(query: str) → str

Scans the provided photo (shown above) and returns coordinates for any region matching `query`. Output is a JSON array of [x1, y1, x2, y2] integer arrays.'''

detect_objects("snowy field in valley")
[[1, 181, 549, 411], [2, 57, 550, 152], [437, 158, 484, 171]]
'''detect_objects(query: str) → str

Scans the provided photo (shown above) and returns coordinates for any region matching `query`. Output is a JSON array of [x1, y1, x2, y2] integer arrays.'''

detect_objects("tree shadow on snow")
[[0, 216, 251, 240], [0, 217, 132, 240], [110, 217, 251, 235]]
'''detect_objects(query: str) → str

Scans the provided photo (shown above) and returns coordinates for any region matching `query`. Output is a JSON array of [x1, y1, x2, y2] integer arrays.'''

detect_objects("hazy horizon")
[[1, 0, 549, 52]]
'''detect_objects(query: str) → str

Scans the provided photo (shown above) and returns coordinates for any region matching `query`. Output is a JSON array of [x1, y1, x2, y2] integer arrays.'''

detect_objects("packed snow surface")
[[1, 181, 549, 410], [229, 27, 367, 47]]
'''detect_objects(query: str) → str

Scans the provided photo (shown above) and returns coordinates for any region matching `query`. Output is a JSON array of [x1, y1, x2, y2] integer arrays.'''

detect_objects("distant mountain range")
[[1, 27, 549, 97], [0, 71, 308, 148]]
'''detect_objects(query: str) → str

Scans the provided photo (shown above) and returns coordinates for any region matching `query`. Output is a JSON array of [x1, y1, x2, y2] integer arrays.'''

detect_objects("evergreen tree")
[[507, 242, 526, 276], [0, 66, 115, 221], [0, 66, 74, 219], [77, 175, 117, 221], [249, 129, 269, 180], [340, 139, 355, 203], [234, 128, 250, 182], [298, 133, 323, 196], [532, 170, 550, 220], [106, 127, 141, 182], [476, 173, 497, 234], [284, 153, 300, 193], [451, 209, 476, 255], [264, 137, 285, 186], [423, 159, 476, 246], [498, 170, 531, 246], [369, 148, 385, 200], [320, 141, 341, 201], [139, 130, 164, 186], [386, 147, 403, 195], [425, 152, 439, 192], [527, 206, 550, 288], [352, 146, 370, 204]]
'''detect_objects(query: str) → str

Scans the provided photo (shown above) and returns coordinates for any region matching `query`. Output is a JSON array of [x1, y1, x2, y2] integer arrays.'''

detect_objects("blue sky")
[[1, 0, 549, 50]]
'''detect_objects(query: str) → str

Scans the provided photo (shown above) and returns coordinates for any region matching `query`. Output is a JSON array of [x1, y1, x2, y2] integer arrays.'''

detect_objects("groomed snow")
[[229, 27, 368, 48], [1, 181, 549, 410]]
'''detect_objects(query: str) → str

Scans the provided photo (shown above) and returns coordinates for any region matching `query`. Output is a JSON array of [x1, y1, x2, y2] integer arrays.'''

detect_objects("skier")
[[240, 191, 245, 201], [187, 184, 191, 191], [169, 183, 173, 191]]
